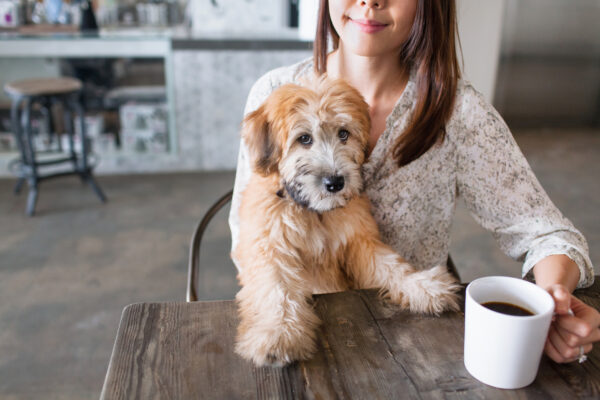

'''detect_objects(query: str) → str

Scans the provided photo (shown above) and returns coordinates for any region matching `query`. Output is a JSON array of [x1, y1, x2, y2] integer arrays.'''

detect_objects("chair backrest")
[[187, 190, 233, 302], [186, 189, 461, 301]]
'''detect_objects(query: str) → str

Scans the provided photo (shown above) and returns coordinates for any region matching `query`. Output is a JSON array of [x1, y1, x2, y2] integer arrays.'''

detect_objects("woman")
[[229, 0, 599, 363]]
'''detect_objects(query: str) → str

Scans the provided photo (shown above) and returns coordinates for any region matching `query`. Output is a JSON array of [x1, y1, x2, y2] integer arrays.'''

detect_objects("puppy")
[[233, 77, 460, 367]]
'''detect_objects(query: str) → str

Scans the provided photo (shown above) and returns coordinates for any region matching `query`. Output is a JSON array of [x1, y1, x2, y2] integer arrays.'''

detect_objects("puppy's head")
[[242, 77, 371, 212]]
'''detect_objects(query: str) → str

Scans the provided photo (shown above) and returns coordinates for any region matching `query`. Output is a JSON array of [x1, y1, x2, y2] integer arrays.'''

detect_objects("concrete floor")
[[0, 128, 598, 399]]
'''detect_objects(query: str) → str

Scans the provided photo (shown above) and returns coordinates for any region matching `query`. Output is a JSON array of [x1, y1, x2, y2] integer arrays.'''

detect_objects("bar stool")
[[4, 77, 107, 216]]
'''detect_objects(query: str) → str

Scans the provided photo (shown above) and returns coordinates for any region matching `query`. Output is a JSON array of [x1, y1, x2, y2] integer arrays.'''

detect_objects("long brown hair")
[[314, 0, 461, 167]]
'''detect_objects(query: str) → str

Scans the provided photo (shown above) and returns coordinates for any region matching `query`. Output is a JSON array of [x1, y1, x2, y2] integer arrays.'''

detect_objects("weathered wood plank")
[[101, 301, 307, 400], [358, 282, 600, 400], [100, 302, 245, 399], [355, 290, 511, 400], [176, 301, 258, 400], [301, 290, 422, 399], [253, 363, 304, 400]]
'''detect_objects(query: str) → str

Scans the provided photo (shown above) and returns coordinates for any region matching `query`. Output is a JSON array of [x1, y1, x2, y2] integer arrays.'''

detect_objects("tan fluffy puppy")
[[234, 77, 460, 367]]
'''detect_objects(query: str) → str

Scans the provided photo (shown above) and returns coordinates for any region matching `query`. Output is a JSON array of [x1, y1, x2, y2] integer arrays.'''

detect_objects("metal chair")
[[186, 190, 461, 302], [187, 190, 234, 302]]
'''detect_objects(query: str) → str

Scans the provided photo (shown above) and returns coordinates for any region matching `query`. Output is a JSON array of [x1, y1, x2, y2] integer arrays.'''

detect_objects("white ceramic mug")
[[464, 276, 555, 389]]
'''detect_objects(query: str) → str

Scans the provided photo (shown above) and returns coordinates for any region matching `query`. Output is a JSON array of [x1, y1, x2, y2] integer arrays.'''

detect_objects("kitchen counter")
[[0, 26, 313, 175], [0, 29, 171, 57], [0, 26, 313, 53]]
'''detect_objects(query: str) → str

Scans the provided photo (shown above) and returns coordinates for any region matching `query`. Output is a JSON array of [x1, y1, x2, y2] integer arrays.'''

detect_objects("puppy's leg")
[[235, 261, 320, 367], [345, 237, 461, 315]]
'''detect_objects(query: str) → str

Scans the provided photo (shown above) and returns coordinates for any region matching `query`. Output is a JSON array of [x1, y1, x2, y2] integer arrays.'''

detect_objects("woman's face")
[[329, 0, 418, 57]]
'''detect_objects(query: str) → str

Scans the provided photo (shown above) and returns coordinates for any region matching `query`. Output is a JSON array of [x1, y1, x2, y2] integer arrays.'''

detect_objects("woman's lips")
[[349, 18, 388, 34]]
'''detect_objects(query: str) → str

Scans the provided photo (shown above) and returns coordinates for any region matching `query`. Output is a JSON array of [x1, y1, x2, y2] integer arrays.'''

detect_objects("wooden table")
[[101, 281, 600, 399]]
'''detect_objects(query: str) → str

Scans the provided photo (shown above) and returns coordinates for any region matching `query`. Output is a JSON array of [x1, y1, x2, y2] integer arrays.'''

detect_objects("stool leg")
[[22, 98, 39, 216], [14, 177, 25, 194], [71, 96, 88, 172], [26, 184, 38, 216], [83, 174, 107, 203], [62, 101, 78, 169], [41, 97, 58, 151], [10, 97, 29, 196], [69, 94, 107, 203], [22, 99, 37, 170], [10, 97, 24, 158]]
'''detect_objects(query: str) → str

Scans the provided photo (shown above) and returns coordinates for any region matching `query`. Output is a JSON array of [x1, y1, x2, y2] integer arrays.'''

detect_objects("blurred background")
[[0, 0, 598, 398]]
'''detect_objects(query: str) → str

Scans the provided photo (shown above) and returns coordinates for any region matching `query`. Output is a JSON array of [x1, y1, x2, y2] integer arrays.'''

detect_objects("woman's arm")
[[453, 83, 594, 289], [452, 83, 597, 363], [533, 254, 580, 292]]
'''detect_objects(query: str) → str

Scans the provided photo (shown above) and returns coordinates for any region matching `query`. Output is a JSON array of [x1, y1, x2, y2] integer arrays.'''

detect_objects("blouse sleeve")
[[228, 71, 276, 271], [453, 83, 594, 288]]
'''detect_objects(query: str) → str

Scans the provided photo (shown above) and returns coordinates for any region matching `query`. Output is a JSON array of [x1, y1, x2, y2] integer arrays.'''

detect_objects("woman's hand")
[[544, 284, 600, 363]]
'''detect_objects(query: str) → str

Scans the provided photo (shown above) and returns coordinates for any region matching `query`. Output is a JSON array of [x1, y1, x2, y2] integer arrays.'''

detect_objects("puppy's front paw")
[[386, 265, 461, 315], [235, 322, 318, 367]]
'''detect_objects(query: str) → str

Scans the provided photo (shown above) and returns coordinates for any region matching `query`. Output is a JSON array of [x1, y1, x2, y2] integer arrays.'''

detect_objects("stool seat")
[[4, 77, 83, 97]]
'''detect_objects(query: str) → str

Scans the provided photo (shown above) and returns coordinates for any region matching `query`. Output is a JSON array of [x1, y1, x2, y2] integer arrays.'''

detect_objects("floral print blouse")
[[228, 58, 594, 288]]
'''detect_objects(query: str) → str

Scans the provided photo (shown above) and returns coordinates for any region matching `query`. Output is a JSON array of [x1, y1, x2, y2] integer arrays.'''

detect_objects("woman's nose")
[[360, 0, 384, 9]]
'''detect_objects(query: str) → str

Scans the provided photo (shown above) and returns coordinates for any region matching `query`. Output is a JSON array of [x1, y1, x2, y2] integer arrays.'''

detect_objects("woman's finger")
[[544, 336, 567, 363], [568, 343, 593, 363], [549, 325, 582, 361], [547, 285, 571, 315], [555, 313, 594, 340], [554, 297, 600, 343], [548, 325, 595, 362], [556, 323, 600, 347]]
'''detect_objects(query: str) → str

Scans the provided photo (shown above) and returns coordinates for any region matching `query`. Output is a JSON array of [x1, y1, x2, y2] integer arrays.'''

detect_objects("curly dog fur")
[[233, 77, 460, 366]]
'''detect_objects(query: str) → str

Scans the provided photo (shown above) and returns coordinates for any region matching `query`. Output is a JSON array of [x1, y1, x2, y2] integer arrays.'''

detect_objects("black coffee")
[[482, 301, 534, 316]]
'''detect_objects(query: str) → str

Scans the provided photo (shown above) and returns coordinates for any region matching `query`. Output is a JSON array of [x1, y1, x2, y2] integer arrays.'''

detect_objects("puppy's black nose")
[[323, 176, 345, 193]]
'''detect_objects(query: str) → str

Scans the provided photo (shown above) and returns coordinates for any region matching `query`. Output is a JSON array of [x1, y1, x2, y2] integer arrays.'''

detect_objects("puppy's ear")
[[242, 104, 282, 176]]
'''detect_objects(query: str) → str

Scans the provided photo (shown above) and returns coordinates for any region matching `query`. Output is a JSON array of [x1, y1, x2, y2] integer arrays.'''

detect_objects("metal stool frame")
[[7, 88, 107, 216]]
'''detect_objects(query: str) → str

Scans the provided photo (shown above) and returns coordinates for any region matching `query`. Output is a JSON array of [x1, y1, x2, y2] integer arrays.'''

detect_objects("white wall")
[[456, 0, 505, 104], [501, 0, 600, 57], [493, 0, 600, 126]]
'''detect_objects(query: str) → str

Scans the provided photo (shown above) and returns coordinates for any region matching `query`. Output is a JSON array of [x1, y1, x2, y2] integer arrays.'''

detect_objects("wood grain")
[[101, 280, 600, 399], [4, 77, 82, 96]]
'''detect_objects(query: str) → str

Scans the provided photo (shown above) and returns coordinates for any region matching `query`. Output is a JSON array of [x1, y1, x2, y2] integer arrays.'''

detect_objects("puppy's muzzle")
[[323, 175, 345, 193]]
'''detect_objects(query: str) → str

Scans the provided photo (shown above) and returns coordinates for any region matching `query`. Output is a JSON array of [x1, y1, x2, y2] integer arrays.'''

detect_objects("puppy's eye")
[[338, 129, 350, 142], [298, 134, 313, 145]]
